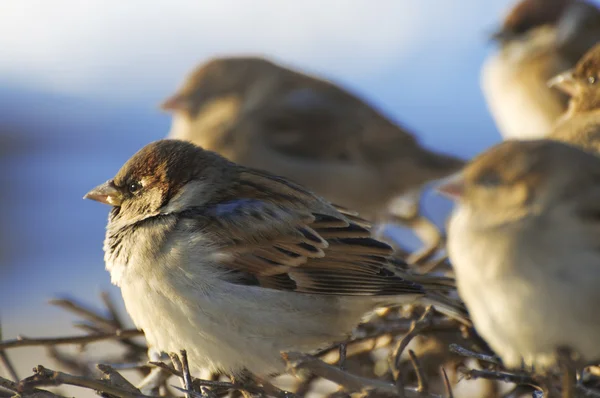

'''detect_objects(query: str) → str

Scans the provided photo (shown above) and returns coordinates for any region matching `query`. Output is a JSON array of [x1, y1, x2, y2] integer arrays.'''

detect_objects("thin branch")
[[0, 328, 143, 350], [457, 366, 540, 388], [448, 343, 501, 365], [440, 368, 453, 398], [0, 351, 18, 381], [18, 365, 157, 398], [284, 352, 441, 398], [391, 307, 435, 374], [48, 298, 116, 331], [408, 350, 428, 394]]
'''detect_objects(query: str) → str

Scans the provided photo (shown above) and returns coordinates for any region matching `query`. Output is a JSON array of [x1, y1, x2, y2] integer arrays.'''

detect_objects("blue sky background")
[[3, 0, 597, 347]]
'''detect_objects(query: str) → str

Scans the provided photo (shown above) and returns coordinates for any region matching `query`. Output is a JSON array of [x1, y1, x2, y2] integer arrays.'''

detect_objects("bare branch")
[[440, 367, 453, 398], [448, 343, 500, 365], [0, 328, 143, 350], [390, 306, 435, 375], [0, 351, 18, 382], [284, 352, 441, 398], [408, 350, 429, 394], [18, 365, 157, 398]]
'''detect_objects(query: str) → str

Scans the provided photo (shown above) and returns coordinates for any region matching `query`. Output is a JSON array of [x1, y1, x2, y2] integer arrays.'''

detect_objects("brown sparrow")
[[549, 42, 600, 153], [439, 139, 600, 369], [84, 139, 468, 377], [160, 56, 465, 258], [481, 0, 600, 140]]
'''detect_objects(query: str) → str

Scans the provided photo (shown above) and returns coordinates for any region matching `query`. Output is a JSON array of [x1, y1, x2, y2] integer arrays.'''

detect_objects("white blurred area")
[[0, 0, 556, 396]]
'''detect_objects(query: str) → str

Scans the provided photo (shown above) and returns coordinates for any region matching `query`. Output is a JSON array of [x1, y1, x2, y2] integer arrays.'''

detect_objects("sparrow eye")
[[128, 181, 142, 194], [588, 76, 597, 85], [477, 172, 502, 188]]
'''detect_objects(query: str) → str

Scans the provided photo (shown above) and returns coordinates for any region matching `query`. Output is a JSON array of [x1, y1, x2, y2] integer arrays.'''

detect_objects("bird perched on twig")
[[439, 139, 600, 370], [549, 42, 600, 152], [481, 0, 600, 140], [160, 56, 465, 260], [84, 139, 468, 377]]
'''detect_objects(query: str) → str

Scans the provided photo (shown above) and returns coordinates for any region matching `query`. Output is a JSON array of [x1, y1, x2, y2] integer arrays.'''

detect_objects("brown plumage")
[[441, 139, 600, 369], [550, 43, 600, 152], [160, 56, 465, 257], [85, 139, 469, 376], [481, 0, 600, 140]]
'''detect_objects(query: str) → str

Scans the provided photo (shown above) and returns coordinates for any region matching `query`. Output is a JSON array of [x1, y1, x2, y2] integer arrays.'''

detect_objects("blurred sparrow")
[[85, 139, 467, 377], [440, 139, 600, 368], [481, 0, 600, 140], [549, 42, 600, 153], [160, 56, 465, 258]]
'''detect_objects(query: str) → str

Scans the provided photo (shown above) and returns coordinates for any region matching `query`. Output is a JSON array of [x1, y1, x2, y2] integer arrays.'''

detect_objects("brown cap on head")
[[438, 139, 600, 205], [160, 56, 278, 116], [492, 0, 570, 42], [572, 42, 600, 83], [548, 43, 600, 110], [84, 140, 228, 209]]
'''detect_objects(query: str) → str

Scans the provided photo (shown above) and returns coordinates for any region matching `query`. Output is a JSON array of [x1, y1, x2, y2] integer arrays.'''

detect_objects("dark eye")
[[477, 171, 502, 188], [588, 76, 597, 85], [128, 181, 142, 194]]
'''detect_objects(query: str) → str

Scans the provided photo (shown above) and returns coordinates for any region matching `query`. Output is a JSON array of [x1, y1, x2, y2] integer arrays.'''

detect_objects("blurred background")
[[0, 0, 585, 383]]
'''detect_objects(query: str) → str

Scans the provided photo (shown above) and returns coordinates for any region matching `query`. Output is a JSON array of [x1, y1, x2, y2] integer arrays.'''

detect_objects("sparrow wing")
[[253, 86, 424, 168], [187, 169, 426, 296]]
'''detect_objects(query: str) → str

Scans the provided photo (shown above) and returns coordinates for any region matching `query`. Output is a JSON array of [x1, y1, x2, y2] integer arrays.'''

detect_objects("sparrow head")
[[437, 140, 600, 227], [549, 43, 600, 112], [160, 56, 279, 117], [491, 0, 569, 43], [84, 139, 232, 223]]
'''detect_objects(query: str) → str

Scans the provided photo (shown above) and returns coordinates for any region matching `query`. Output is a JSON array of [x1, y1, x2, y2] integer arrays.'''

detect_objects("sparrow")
[[84, 139, 468, 377], [160, 56, 465, 258], [549, 42, 600, 153], [481, 0, 600, 140], [439, 139, 600, 369]]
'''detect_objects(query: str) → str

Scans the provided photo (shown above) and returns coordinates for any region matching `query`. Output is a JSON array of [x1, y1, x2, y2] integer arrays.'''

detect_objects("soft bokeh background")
[[3, 0, 591, 390]]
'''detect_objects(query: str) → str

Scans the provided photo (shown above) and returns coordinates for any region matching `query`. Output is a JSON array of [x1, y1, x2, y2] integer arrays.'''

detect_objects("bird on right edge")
[[481, 0, 600, 140], [549, 42, 600, 153], [438, 139, 600, 383]]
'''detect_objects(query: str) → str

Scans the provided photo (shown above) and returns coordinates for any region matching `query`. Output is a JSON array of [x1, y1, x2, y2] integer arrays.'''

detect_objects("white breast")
[[448, 206, 600, 368]]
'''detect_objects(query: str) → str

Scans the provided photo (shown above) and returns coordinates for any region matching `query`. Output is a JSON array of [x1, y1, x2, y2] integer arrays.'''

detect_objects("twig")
[[0, 375, 18, 392], [97, 363, 141, 394], [390, 307, 435, 375], [18, 365, 156, 398], [49, 298, 117, 331], [448, 343, 500, 365], [0, 328, 143, 350], [440, 368, 453, 398], [408, 350, 428, 394], [284, 352, 441, 398], [0, 351, 18, 381], [457, 366, 539, 387], [178, 351, 195, 398]]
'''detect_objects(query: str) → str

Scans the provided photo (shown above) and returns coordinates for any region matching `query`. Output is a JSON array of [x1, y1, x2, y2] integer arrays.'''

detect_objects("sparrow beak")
[[436, 173, 465, 201], [84, 180, 122, 206], [488, 27, 515, 43], [547, 70, 577, 96], [160, 93, 190, 112]]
